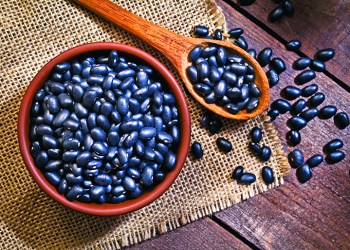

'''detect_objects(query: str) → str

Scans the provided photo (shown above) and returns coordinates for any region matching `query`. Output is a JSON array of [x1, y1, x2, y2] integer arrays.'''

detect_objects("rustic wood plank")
[[127, 217, 251, 249], [226, 0, 350, 88], [213, 0, 350, 249]]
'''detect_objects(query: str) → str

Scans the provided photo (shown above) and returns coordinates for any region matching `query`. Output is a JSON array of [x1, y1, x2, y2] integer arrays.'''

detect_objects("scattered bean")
[[286, 39, 301, 51], [262, 166, 274, 184], [318, 105, 337, 119], [296, 164, 312, 183], [294, 70, 316, 85], [325, 151, 345, 164], [232, 166, 244, 180], [191, 141, 203, 159], [323, 139, 343, 154], [216, 137, 232, 153], [315, 48, 335, 62], [286, 130, 301, 146], [288, 149, 304, 168], [292, 57, 311, 70], [333, 112, 349, 129], [306, 154, 323, 168]]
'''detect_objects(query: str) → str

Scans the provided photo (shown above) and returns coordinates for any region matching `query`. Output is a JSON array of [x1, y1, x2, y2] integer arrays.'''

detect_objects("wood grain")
[[213, 0, 350, 249], [127, 217, 250, 250], [227, 0, 350, 88]]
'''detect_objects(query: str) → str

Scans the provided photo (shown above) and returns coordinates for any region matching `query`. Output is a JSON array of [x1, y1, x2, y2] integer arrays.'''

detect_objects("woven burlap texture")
[[0, 0, 290, 249]]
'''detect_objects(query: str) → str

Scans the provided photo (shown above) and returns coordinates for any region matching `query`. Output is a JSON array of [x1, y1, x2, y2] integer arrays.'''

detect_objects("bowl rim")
[[17, 42, 191, 216]]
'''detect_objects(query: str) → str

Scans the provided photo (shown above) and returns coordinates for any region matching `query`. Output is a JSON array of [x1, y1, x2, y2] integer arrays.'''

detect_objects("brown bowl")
[[18, 42, 191, 216]]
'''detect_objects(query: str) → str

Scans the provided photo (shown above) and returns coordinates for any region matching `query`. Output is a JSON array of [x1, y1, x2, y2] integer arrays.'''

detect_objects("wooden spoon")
[[74, 0, 269, 120]]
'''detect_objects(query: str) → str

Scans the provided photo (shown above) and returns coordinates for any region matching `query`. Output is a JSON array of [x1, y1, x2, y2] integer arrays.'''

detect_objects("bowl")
[[18, 42, 191, 216]]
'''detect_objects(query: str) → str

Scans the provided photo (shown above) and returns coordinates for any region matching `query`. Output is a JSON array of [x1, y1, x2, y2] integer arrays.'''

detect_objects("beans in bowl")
[[29, 50, 180, 203]]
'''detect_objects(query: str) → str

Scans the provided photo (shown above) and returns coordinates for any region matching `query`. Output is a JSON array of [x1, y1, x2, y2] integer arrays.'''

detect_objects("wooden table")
[[129, 1, 350, 249]]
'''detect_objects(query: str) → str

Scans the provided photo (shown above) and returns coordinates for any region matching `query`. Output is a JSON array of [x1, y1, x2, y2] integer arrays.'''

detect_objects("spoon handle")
[[74, 0, 194, 67]]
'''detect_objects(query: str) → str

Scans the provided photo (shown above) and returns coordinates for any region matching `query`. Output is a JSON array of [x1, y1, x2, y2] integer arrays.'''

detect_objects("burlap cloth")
[[0, 0, 290, 248]]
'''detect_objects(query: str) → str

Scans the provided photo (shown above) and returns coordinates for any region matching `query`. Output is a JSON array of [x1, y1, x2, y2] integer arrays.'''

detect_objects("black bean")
[[66, 185, 83, 201], [92, 142, 108, 156], [216, 137, 232, 153], [201, 47, 217, 58], [197, 61, 210, 80], [117, 69, 135, 80], [232, 166, 244, 180], [229, 63, 248, 75], [288, 149, 304, 168], [239, 173, 256, 184], [323, 139, 344, 154], [290, 99, 307, 116], [194, 84, 211, 96], [141, 166, 154, 186], [250, 127, 262, 143], [52, 109, 70, 127], [191, 141, 203, 159], [271, 99, 291, 114], [249, 142, 262, 155], [260, 146, 271, 161], [286, 130, 301, 146], [293, 57, 312, 70], [287, 116, 307, 130], [315, 48, 335, 62], [294, 70, 316, 85], [213, 80, 226, 98], [257, 48, 273, 67], [269, 57, 286, 73], [269, 6, 285, 22], [247, 49, 257, 59], [318, 105, 337, 119], [296, 164, 312, 183], [216, 47, 227, 65], [286, 39, 301, 51], [91, 127, 106, 141], [310, 60, 326, 72], [194, 25, 209, 37], [236, 36, 248, 50], [214, 29, 223, 40], [301, 84, 318, 97], [189, 46, 203, 62], [281, 86, 301, 100], [333, 112, 349, 129], [325, 151, 345, 164], [228, 28, 244, 38], [306, 154, 323, 168], [266, 69, 279, 88], [246, 98, 259, 112], [208, 66, 221, 83], [282, 0, 294, 15], [249, 83, 260, 97], [267, 109, 279, 121], [225, 103, 240, 114], [164, 151, 177, 170], [208, 119, 223, 135], [262, 166, 274, 184], [307, 92, 325, 108]]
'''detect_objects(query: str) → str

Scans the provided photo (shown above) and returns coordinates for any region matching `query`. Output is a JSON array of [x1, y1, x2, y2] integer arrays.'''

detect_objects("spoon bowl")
[[74, 0, 269, 120]]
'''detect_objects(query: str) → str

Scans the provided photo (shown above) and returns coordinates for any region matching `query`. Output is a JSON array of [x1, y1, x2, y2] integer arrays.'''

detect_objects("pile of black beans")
[[29, 50, 180, 203], [188, 26, 261, 114]]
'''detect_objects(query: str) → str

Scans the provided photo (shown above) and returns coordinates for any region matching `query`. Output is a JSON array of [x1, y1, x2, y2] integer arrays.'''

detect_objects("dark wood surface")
[[227, 0, 350, 89], [129, 1, 350, 249]]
